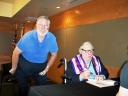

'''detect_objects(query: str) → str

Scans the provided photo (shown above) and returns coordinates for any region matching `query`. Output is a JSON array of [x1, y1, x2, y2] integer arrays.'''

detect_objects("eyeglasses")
[[81, 49, 94, 53]]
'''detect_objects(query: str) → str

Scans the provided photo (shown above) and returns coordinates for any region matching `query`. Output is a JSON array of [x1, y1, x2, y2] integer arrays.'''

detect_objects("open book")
[[86, 79, 118, 88]]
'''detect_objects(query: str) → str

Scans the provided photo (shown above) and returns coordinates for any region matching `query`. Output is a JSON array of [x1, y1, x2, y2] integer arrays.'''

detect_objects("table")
[[28, 82, 119, 96]]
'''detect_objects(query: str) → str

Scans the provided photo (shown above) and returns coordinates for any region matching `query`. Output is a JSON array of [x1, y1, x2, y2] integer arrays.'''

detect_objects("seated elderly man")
[[66, 41, 109, 84], [116, 61, 128, 96]]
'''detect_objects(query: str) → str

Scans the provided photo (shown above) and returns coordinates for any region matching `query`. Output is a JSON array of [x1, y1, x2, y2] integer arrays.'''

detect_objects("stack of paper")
[[86, 79, 118, 88]]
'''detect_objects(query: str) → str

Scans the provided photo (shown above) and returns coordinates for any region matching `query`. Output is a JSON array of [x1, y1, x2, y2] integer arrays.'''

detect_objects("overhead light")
[[56, 6, 60, 9], [75, 10, 80, 14]]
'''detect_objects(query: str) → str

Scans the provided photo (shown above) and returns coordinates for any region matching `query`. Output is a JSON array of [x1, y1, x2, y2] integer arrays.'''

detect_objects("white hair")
[[37, 16, 50, 24]]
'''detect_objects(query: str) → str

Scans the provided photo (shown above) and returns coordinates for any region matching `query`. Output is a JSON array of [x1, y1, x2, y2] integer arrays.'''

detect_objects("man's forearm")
[[9, 48, 21, 74], [12, 53, 19, 70], [46, 53, 57, 69], [39, 53, 57, 76]]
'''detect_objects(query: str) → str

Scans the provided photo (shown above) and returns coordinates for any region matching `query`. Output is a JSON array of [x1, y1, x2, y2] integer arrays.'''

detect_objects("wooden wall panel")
[[50, 0, 128, 31], [0, 22, 14, 33], [23, 22, 35, 34]]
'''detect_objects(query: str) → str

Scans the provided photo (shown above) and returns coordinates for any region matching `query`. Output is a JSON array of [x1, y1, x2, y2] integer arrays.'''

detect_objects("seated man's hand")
[[95, 75, 105, 81], [80, 70, 90, 80]]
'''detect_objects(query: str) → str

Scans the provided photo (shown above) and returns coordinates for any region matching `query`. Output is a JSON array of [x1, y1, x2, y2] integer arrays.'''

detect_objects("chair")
[[58, 57, 70, 84]]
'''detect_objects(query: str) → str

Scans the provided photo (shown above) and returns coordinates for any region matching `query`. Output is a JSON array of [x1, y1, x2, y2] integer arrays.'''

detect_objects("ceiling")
[[0, 0, 14, 3], [0, 0, 92, 23]]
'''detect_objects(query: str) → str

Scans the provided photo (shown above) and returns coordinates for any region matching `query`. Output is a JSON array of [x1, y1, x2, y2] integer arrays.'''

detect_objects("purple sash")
[[71, 54, 101, 74]]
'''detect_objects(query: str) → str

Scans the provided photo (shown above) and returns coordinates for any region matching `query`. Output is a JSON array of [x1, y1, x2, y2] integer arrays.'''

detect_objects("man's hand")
[[80, 70, 90, 80], [9, 68, 16, 75], [39, 66, 49, 76], [95, 75, 105, 81]]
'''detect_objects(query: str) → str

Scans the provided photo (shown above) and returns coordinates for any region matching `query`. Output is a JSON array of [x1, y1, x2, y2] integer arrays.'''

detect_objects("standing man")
[[9, 16, 58, 96]]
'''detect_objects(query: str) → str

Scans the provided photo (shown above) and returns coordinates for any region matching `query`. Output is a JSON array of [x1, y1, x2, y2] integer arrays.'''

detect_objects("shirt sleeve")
[[49, 36, 58, 53], [16, 37, 25, 51], [16, 32, 29, 52]]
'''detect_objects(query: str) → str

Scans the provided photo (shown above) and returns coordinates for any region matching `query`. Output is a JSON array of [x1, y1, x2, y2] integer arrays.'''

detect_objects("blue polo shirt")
[[16, 30, 58, 63]]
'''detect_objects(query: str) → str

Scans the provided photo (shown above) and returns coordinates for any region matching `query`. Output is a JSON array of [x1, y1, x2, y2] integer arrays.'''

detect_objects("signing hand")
[[95, 75, 104, 81]]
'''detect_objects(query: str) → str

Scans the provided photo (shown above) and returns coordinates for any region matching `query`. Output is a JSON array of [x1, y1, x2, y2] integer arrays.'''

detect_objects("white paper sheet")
[[86, 79, 117, 88]]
